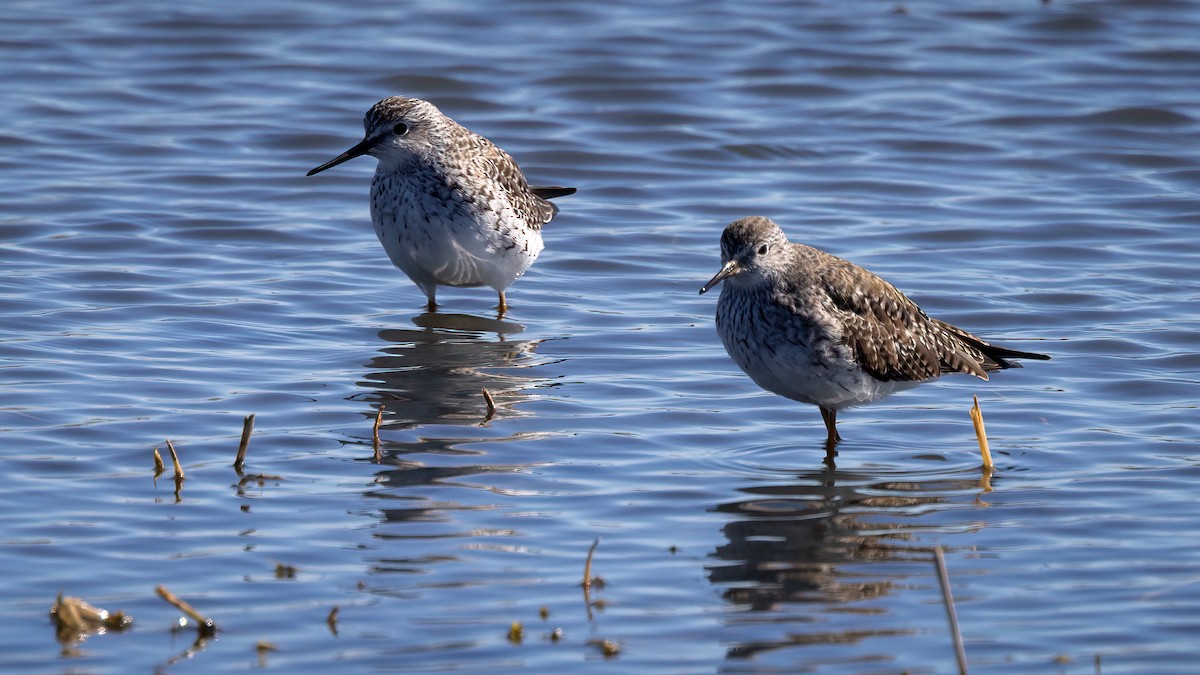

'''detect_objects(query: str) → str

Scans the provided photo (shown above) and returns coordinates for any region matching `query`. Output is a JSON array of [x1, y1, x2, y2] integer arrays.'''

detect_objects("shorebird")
[[700, 216, 1048, 452], [307, 96, 575, 314]]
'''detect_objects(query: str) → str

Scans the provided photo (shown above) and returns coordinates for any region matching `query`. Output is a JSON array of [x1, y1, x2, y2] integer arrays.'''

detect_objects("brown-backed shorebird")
[[700, 216, 1049, 454]]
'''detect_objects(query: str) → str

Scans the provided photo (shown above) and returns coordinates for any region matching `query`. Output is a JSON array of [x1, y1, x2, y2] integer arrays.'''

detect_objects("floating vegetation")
[[507, 620, 524, 644], [256, 640, 277, 668], [481, 388, 497, 422], [274, 562, 297, 579], [327, 606, 339, 636], [152, 447, 165, 479], [588, 638, 620, 658], [50, 593, 132, 646], [373, 404, 385, 462], [155, 585, 216, 637]]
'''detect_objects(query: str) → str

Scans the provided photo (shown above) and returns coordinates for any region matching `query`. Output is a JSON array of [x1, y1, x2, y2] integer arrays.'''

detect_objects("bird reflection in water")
[[358, 312, 549, 454], [357, 312, 554, 573], [709, 464, 986, 662]]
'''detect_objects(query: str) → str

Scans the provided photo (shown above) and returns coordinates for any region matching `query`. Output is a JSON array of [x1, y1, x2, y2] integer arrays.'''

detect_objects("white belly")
[[717, 288, 922, 411], [370, 185, 542, 296]]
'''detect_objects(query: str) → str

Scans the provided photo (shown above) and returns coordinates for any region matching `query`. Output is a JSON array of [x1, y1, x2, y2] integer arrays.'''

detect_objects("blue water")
[[3, 0, 1200, 672]]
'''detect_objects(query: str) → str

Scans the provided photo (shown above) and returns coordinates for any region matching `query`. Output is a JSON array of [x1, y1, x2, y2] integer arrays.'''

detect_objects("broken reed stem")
[[153, 447, 165, 477], [233, 414, 255, 470], [481, 388, 497, 419], [372, 404, 384, 462], [165, 439, 185, 480], [970, 395, 993, 470], [155, 585, 216, 634], [934, 547, 969, 675], [582, 537, 600, 589]]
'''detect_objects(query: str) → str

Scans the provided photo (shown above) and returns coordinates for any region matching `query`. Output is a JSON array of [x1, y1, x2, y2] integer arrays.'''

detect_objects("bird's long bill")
[[306, 136, 377, 176], [699, 261, 739, 295]]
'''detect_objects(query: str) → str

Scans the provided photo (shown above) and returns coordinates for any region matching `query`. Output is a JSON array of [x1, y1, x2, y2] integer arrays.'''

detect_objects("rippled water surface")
[[3, 0, 1200, 671]]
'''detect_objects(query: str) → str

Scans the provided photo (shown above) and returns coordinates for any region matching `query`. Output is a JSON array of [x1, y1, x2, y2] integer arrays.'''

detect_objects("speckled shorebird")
[[307, 96, 575, 313], [700, 216, 1049, 452]]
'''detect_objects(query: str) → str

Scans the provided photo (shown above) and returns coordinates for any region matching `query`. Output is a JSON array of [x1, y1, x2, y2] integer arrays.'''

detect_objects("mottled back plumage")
[[700, 216, 1048, 449]]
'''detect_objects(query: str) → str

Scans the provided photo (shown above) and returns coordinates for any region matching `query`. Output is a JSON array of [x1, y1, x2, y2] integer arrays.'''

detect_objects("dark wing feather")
[[811, 249, 993, 382], [531, 186, 576, 200]]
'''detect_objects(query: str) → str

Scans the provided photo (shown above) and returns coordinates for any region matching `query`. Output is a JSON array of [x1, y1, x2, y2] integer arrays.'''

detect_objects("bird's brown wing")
[[463, 133, 564, 227], [811, 251, 991, 382]]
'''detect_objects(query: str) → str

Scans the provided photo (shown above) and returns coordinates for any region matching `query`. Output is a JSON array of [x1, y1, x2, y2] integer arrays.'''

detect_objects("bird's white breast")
[[716, 285, 919, 411], [369, 168, 543, 292]]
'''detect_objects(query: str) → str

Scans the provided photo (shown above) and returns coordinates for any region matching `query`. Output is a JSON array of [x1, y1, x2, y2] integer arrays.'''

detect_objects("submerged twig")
[[481, 388, 497, 422], [155, 585, 216, 636], [583, 537, 600, 590], [326, 606, 339, 636], [934, 547, 968, 675], [372, 404, 385, 462], [165, 439, 185, 500], [969, 395, 993, 470], [234, 414, 255, 472]]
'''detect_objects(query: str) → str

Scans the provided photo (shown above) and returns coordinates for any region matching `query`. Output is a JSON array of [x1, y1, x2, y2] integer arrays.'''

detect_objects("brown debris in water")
[[50, 593, 132, 645], [588, 638, 620, 658], [373, 404, 385, 462], [165, 439, 185, 479], [234, 413, 255, 472], [155, 585, 217, 636], [481, 388, 497, 422], [327, 606, 339, 636]]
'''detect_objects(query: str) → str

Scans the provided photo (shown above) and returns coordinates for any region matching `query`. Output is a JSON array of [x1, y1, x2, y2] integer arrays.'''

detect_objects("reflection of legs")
[[822, 442, 837, 469]]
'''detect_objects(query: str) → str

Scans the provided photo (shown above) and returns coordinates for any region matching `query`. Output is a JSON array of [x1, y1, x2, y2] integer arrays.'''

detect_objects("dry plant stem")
[[153, 448, 165, 476], [155, 585, 215, 633], [970, 395, 993, 469], [482, 388, 497, 418], [372, 405, 384, 462], [583, 537, 600, 589], [234, 414, 255, 470], [165, 439, 185, 479], [934, 547, 969, 675]]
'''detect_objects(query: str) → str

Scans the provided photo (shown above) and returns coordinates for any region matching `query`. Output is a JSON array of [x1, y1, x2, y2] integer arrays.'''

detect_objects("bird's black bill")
[[700, 261, 739, 295], [306, 136, 378, 176]]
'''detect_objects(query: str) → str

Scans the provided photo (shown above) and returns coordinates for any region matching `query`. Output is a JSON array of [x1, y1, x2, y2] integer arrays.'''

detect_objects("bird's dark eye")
[[757, 244, 768, 255], [393, 123, 409, 136]]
